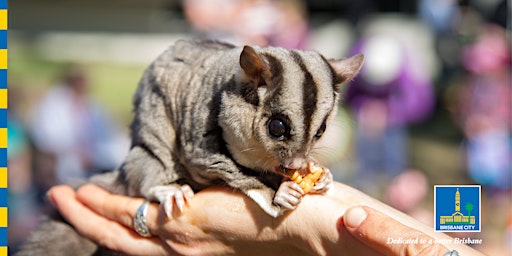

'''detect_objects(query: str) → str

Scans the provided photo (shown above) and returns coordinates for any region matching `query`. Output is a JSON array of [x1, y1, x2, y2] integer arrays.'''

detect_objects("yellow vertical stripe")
[[0, 128, 5, 148], [0, 50, 6, 69], [0, 208, 6, 227], [1, 4, 7, 254], [0, 10, 6, 30], [0, 89, 6, 109], [0, 168, 5, 188]]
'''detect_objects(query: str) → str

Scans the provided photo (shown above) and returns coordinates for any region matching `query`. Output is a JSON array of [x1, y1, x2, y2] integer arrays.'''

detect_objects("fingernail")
[[344, 207, 367, 229]]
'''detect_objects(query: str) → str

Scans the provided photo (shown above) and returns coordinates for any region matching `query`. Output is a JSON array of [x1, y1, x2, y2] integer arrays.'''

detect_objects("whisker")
[[260, 154, 278, 173], [236, 146, 279, 173], [240, 147, 257, 153], [310, 145, 347, 164]]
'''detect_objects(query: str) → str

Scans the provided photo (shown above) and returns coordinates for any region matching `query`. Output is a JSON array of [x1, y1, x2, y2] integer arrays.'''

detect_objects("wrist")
[[278, 194, 345, 255]]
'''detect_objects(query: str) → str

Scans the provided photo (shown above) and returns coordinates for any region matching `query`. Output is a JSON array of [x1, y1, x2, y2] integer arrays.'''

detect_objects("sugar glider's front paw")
[[311, 168, 333, 193], [148, 184, 194, 218], [273, 181, 305, 214]]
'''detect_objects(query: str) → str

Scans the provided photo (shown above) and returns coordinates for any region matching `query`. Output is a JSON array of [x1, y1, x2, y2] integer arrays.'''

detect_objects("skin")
[[47, 182, 484, 256]]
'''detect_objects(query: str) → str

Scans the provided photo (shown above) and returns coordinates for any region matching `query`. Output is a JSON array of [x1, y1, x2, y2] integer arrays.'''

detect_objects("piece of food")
[[285, 161, 325, 193]]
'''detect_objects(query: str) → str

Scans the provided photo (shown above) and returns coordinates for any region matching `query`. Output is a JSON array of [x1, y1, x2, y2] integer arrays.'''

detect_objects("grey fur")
[[17, 39, 363, 255]]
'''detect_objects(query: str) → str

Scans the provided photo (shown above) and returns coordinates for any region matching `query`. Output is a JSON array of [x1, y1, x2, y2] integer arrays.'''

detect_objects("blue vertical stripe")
[[0, 70, 6, 89], [0, 109, 5, 128], [0, 228, 6, 246], [0, 31, 6, 49], [0, 190, 5, 207], [0, 148, 5, 168], [0, 1, 6, 251]]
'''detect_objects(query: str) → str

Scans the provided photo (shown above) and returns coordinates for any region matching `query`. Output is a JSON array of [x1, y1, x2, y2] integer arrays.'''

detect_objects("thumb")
[[341, 206, 449, 256]]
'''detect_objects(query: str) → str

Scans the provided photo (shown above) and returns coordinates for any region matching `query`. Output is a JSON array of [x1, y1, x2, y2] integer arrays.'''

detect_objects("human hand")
[[341, 206, 454, 256], [47, 182, 484, 255], [47, 184, 307, 256]]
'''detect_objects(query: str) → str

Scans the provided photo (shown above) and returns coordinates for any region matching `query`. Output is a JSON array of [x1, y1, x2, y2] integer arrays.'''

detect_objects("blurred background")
[[8, 0, 511, 254]]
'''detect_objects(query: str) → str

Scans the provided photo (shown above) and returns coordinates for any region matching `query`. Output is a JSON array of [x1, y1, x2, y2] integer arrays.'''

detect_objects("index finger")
[[76, 184, 160, 235], [48, 185, 167, 255], [342, 206, 449, 256]]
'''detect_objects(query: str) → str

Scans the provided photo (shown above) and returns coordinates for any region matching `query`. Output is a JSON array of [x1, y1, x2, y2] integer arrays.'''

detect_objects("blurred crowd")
[[9, 65, 130, 252], [8, 0, 510, 254]]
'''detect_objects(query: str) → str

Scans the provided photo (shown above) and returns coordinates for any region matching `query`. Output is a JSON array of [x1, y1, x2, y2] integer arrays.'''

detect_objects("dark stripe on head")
[[290, 50, 317, 143], [226, 74, 259, 106], [240, 82, 259, 106], [261, 53, 284, 87], [238, 53, 286, 107], [261, 53, 286, 112]]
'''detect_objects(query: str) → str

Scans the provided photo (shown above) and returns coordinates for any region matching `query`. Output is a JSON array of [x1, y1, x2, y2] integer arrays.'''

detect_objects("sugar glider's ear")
[[239, 45, 271, 86], [329, 54, 364, 89]]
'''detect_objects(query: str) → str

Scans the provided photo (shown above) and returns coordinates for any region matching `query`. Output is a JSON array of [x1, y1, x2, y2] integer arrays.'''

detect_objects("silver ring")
[[443, 250, 459, 256], [133, 201, 152, 237]]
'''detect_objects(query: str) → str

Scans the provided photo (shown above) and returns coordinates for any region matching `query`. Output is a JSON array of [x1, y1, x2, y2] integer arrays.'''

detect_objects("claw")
[[181, 184, 194, 203], [148, 184, 195, 218], [174, 190, 185, 212], [164, 196, 174, 218]]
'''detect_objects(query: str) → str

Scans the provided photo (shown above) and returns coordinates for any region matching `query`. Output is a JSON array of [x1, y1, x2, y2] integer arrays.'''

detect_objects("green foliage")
[[465, 203, 474, 217]]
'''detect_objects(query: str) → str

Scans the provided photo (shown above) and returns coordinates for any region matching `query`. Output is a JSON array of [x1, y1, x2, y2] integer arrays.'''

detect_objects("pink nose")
[[283, 158, 306, 170]]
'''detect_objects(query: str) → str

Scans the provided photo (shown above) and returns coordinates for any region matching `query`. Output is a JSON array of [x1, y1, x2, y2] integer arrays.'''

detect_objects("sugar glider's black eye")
[[268, 119, 287, 139], [315, 121, 326, 139]]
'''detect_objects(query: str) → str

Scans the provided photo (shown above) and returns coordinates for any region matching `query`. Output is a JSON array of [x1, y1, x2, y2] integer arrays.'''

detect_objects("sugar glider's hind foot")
[[148, 184, 194, 217]]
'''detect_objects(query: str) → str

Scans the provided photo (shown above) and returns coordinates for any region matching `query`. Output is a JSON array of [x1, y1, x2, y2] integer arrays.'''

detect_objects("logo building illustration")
[[434, 185, 481, 232]]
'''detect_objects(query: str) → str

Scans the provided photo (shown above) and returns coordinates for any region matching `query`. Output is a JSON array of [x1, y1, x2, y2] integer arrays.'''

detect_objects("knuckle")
[[95, 231, 118, 250], [403, 235, 446, 256]]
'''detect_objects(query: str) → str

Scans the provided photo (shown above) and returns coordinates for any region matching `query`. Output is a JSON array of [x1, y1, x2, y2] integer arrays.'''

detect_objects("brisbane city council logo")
[[434, 185, 481, 232]]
